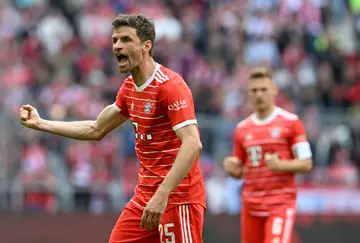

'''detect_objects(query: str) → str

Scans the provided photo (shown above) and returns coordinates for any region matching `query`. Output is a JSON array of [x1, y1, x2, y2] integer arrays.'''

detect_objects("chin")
[[118, 69, 128, 73], [254, 105, 268, 112], [118, 66, 131, 73]]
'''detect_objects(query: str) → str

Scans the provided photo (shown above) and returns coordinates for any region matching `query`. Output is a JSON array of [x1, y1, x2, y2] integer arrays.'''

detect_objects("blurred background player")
[[223, 68, 313, 243], [19, 14, 206, 243]]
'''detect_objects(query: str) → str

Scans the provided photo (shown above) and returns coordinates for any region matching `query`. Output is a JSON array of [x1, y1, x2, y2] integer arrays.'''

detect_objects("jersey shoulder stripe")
[[236, 116, 252, 128], [277, 108, 298, 121]]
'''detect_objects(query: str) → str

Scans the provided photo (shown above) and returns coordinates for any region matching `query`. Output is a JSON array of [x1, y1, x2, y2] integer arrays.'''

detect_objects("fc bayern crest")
[[271, 128, 281, 138], [144, 101, 152, 114]]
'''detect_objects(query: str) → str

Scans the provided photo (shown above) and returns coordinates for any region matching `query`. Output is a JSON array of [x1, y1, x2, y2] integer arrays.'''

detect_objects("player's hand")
[[265, 153, 283, 171], [140, 191, 168, 231], [19, 104, 41, 130], [223, 156, 244, 178]]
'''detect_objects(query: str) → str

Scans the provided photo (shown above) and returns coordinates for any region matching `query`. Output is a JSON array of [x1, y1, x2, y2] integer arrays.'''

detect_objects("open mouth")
[[116, 54, 129, 65]]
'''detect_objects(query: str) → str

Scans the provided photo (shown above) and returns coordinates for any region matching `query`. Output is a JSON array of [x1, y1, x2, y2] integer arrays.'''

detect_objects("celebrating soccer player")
[[20, 14, 206, 243], [223, 68, 313, 243]]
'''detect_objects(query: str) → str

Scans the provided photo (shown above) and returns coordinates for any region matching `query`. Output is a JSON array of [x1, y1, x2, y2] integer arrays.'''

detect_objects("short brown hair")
[[112, 14, 156, 56], [248, 67, 272, 80]]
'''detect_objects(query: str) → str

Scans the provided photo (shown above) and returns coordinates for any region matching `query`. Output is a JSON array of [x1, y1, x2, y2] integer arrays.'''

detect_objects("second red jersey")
[[113, 63, 206, 211], [233, 107, 312, 216]]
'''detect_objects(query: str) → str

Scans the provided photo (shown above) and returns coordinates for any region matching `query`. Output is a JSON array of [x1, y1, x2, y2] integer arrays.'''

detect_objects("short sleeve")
[[160, 78, 197, 131], [291, 118, 312, 160], [112, 83, 129, 118], [233, 127, 245, 161]]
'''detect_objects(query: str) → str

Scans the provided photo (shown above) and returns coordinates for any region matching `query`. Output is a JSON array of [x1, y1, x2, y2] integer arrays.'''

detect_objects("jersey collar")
[[251, 107, 280, 125], [134, 62, 161, 92]]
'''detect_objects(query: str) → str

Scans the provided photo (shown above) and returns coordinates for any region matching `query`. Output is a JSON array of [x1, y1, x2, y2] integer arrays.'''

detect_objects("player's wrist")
[[36, 118, 47, 131], [229, 166, 244, 179], [155, 185, 171, 198], [271, 160, 290, 172], [237, 167, 245, 178]]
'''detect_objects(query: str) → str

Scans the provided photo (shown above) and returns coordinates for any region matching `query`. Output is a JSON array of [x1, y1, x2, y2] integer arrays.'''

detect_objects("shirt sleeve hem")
[[112, 103, 121, 112], [172, 119, 197, 131], [292, 141, 312, 160]]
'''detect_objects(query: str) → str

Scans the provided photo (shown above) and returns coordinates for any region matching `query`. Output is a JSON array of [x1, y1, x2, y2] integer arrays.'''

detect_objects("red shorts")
[[109, 201, 204, 243], [241, 206, 296, 243]]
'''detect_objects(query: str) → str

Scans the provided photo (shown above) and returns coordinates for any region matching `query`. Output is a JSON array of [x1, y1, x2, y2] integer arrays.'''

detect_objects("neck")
[[131, 57, 156, 87], [256, 105, 276, 120]]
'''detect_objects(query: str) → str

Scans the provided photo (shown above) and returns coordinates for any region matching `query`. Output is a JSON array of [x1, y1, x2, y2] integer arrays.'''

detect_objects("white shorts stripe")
[[181, 205, 189, 243], [185, 205, 193, 243], [281, 208, 295, 243], [179, 206, 186, 243]]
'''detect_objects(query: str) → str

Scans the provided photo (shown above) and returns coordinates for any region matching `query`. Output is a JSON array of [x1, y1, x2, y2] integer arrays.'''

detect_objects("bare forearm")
[[39, 119, 100, 141], [278, 159, 312, 173], [35, 105, 127, 141], [157, 141, 202, 196]]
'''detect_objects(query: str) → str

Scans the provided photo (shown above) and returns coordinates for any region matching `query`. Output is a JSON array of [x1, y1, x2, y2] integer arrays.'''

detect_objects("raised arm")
[[19, 104, 127, 141]]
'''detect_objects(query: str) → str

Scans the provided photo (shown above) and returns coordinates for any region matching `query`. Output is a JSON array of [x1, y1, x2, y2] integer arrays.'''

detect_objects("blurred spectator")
[[36, 8, 74, 56], [18, 139, 57, 213], [205, 164, 228, 215], [328, 146, 359, 187]]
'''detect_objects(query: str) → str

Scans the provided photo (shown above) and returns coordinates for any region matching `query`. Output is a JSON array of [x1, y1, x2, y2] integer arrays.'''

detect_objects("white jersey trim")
[[173, 119, 197, 131], [292, 141, 312, 160], [251, 107, 280, 125], [112, 103, 121, 112], [251, 107, 298, 125], [130, 199, 144, 209], [135, 62, 160, 92]]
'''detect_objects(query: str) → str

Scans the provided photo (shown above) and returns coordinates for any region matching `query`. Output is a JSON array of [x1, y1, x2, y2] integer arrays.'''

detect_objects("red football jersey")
[[113, 63, 206, 210], [233, 107, 312, 216]]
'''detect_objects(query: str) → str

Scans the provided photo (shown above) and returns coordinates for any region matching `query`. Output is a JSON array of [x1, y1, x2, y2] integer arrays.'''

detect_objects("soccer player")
[[20, 14, 206, 243], [223, 68, 313, 243]]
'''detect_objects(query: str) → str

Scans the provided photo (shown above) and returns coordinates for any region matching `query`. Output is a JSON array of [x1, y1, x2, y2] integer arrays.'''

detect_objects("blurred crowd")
[[1, 0, 360, 215]]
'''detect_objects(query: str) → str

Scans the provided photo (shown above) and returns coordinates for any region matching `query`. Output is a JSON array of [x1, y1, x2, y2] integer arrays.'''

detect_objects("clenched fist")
[[264, 153, 283, 171], [19, 104, 41, 130], [223, 156, 244, 179]]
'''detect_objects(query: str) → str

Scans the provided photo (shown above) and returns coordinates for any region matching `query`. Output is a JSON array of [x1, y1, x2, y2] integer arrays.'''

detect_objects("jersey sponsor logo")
[[144, 101, 153, 114], [245, 134, 253, 140], [168, 100, 188, 111], [271, 128, 281, 138]]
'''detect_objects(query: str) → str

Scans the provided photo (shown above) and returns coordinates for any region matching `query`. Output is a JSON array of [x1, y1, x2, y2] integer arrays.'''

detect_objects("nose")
[[254, 90, 263, 98], [113, 40, 123, 51]]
